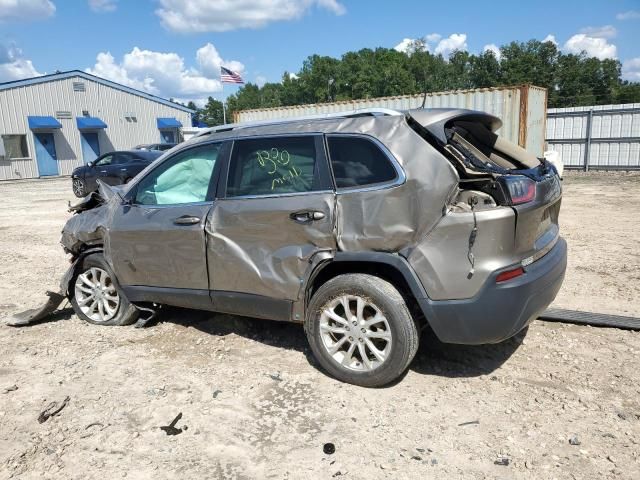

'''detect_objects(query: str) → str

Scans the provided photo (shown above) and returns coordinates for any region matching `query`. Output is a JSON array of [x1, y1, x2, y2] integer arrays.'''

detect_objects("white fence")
[[546, 103, 640, 170]]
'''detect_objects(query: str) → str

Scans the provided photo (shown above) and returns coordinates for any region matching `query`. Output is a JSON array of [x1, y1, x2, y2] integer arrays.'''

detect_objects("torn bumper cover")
[[7, 183, 120, 326]]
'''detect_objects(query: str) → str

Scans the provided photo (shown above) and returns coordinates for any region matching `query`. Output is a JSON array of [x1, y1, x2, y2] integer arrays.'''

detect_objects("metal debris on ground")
[[2, 385, 18, 394], [37, 396, 70, 423], [323, 443, 336, 455], [458, 420, 480, 427], [494, 456, 510, 466], [212, 389, 222, 399], [569, 435, 581, 445], [160, 412, 185, 436]]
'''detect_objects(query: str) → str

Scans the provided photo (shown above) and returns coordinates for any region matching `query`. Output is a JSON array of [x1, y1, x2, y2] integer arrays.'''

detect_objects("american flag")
[[220, 66, 244, 84]]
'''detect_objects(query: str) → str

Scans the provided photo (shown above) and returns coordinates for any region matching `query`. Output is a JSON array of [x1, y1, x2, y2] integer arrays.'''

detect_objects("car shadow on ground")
[[159, 307, 525, 381]]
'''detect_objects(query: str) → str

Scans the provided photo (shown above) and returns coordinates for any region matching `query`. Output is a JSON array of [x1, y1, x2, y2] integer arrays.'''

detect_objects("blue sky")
[[1, 0, 639, 104]]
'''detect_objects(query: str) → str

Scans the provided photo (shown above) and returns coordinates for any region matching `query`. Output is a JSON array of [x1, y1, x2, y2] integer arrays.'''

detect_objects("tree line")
[[188, 39, 640, 127]]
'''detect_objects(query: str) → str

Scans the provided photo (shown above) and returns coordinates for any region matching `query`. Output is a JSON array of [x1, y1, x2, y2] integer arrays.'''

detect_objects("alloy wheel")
[[72, 178, 84, 197], [319, 295, 392, 371], [74, 267, 120, 323]]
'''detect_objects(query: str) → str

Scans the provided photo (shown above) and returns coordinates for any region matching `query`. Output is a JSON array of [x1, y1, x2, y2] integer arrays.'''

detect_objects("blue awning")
[[76, 116, 107, 130], [28, 116, 62, 130], [157, 117, 182, 129]]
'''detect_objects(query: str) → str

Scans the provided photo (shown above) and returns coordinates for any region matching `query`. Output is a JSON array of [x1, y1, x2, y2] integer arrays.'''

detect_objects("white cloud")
[[196, 43, 244, 79], [393, 38, 428, 54], [425, 33, 441, 44], [0, 0, 55, 21], [563, 33, 617, 60], [579, 25, 616, 38], [0, 43, 42, 82], [156, 0, 346, 33], [316, 0, 345, 15], [616, 10, 640, 20], [255, 75, 267, 87], [622, 57, 640, 82], [86, 44, 243, 101], [394, 32, 467, 57], [434, 33, 467, 57], [542, 34, 558, 46], [88, 0, 117, 13], [482, 43, 501, 60]]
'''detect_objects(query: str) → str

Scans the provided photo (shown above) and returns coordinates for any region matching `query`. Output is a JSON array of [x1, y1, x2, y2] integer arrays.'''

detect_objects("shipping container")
[[234, 85, 548, 156], [545, 103, 640, 170]]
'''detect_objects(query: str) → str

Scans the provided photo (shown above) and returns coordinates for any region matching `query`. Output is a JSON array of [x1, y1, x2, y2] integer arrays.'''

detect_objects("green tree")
[[206, 37, 640, 115], [201, 97, 224, 126]]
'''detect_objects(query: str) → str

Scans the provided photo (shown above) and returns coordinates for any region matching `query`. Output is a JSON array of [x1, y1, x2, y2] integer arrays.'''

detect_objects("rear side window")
[[327, 136, 397, 189], [227, 136, 319, 197]]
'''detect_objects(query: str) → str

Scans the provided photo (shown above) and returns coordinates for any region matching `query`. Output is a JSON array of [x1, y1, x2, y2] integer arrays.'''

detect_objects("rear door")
[[109, 142, 226, 294], [207, 134, 336, 303]]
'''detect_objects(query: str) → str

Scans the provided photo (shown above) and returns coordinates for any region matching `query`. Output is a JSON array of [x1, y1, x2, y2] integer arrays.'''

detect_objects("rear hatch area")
[[407, 109, 562, 263]]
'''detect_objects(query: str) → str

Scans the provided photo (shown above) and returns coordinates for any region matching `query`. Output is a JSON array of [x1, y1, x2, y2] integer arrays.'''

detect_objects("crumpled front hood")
[[61, 181, 120, 254]]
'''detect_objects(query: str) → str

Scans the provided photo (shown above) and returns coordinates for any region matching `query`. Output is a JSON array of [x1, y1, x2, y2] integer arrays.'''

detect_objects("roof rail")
[[193, 107, 403, 138]]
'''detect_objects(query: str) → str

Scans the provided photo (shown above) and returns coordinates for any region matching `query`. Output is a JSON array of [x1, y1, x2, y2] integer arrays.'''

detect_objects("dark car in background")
[[71, 150, 162, 197], [133, 143, 177, 152]]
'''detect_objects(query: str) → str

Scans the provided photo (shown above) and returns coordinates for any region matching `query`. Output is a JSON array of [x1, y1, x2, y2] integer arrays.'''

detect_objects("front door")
[[208, 134, 336, 301], [108, 142, 224, 293], [34, 133, 59, 176], [160, 129, 176, 144], [81, 132, 100, 164]]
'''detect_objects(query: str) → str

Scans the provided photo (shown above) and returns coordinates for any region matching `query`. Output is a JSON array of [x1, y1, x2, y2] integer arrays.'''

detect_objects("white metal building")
[[0, 70, 193, 180]]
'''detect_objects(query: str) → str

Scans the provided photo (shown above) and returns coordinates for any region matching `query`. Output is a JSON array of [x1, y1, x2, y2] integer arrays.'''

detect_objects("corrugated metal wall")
[[235, 85, 548, 156], [546, 103, 640, 170], [0, 75, 192, 180]]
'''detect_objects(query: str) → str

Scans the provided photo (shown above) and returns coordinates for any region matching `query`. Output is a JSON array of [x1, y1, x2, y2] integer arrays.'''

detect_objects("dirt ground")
[[0, 173, 639, 479]]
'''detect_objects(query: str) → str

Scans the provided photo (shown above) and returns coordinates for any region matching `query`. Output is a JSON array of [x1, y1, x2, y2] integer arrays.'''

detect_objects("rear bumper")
[[418, 237, 567, 344]]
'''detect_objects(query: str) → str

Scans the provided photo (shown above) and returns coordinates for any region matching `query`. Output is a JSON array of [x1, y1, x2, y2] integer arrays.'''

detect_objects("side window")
[[226, 136, 319, 197], [95, 154, 113, 166], [112, 153, 130, 165], [134, 143, 220, 205], [327, 136, 398, 189]]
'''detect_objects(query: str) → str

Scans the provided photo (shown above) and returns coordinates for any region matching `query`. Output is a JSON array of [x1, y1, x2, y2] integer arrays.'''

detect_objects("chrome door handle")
[[173, 215, 201, 225], [289, 210, 325, 224], [100, 170, 108, 173]]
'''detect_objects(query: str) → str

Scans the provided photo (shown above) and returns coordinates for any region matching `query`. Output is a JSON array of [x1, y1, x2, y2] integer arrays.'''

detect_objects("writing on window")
[[227, 136, 317, 197]]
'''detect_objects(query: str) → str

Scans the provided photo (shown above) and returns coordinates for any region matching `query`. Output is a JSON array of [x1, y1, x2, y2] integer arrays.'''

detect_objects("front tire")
[[70, 253, 138, 326], [305, 274, 419, 387], [72, 177, 86, 197]]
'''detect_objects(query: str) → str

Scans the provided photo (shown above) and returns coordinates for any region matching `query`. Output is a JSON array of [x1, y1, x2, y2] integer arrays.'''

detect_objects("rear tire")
[[72, 177, 86, 197], [305, 274, 419, 387], [70, 253, 138, 326]]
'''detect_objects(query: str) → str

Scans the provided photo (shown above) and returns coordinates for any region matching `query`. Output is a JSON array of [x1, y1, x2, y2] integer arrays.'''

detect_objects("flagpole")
[[222, 83, 226, 125]]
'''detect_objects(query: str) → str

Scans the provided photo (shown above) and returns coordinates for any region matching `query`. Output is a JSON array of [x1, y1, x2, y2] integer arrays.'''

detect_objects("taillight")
[[502, 176, 536, 205], [496, 267, 525, 283]]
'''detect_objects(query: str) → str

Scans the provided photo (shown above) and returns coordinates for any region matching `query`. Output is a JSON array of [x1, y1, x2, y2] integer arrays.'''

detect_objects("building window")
[[73, 82, 86, 92], [55, 111, 72, 119], [1, 135, 29, 159]]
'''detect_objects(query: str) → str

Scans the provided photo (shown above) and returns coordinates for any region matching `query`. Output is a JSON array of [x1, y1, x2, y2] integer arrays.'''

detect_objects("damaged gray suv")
[[59, 108, 566, 387]]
